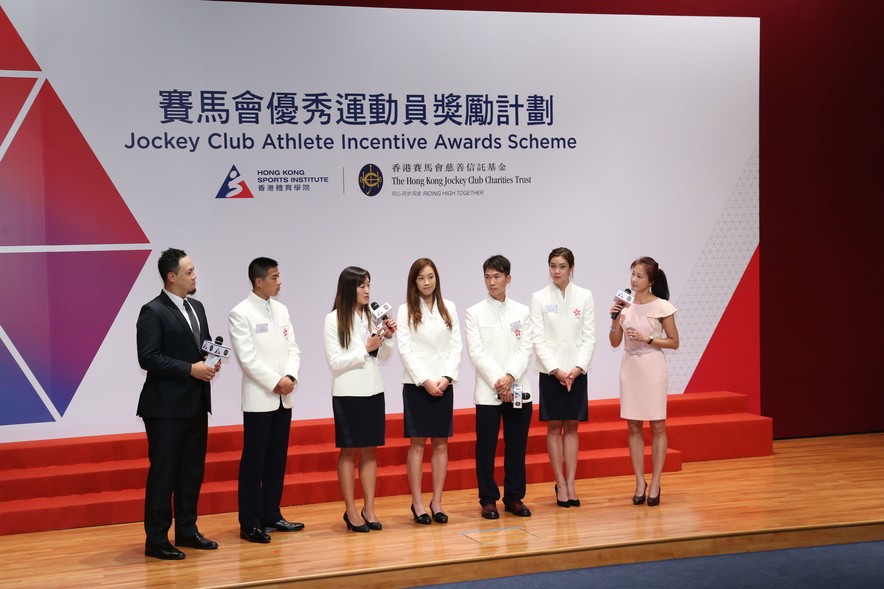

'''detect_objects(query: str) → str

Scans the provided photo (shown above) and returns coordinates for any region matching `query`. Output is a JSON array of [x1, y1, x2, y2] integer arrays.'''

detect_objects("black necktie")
[[182, 299, 200, 346]]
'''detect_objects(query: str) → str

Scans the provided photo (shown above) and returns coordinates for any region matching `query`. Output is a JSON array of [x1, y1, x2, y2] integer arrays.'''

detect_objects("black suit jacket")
[[136, 291, 212, 418]]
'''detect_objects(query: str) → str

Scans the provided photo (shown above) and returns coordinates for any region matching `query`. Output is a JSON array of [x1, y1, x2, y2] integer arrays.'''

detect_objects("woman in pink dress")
[[609, 257, 679, 506]]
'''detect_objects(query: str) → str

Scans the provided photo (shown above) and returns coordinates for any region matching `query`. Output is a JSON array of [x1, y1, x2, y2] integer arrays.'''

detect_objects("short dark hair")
[[483, 255, 511, 276], [158, 248, 187, 282], [248, 257, 279, 286]]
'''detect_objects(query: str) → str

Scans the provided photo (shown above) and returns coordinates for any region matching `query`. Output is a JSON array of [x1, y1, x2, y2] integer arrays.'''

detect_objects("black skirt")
[[332, 393, 386, 448], [402, 383, 454, 438], [539, 372, 588, 422]]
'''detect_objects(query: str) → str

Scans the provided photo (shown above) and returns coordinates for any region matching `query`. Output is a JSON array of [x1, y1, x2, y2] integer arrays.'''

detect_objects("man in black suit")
[[137, 248, 220, 560]]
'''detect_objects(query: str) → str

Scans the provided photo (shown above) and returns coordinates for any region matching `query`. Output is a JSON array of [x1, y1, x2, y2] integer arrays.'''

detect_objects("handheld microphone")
[[370, 301, 395, 335], [610, 288, 633, 320], [202, 336, 231, 368], [370, 301, 392, 322]]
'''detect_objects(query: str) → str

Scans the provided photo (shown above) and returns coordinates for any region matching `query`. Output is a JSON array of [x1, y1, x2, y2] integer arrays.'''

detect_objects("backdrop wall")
[[260, 0, 884, 439], [3, 0, 881, 442]]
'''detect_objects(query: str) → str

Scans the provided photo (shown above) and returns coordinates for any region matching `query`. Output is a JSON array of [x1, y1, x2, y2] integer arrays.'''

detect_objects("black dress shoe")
[[240, 527, 271, 543], [263, 519, 305, 533], [569, 499, 581, 507], [430, 508, 449, 524], [343, 512, 370, 533], [555, 484, 570, 508], [362, 509, 382, 531], [647, 490, 661, 507], [633, 480, 648, 505], [174, 532, 218, 550], [481, 503, 499, 520], [411, 504, 431, 525], [504, 500, 532, 517], [145, 542, 186, 560]]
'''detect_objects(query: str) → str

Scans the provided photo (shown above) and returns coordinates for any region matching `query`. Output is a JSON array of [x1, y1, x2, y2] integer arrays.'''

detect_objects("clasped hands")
[[494, 374, 515, 403], [273, 376, 295, 396], [423, 377, 449, 397], [553, 367, 582, 392]]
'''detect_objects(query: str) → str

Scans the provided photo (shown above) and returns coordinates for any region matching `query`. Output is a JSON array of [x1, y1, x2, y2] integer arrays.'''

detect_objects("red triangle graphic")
[[0, 7, 40, 71], [684, 246, 761, 413], [0, 250, 152, 416], [0, 82, 148, 246]]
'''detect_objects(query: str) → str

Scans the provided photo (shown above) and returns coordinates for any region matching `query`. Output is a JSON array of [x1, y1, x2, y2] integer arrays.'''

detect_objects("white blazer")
[[396, 298, 463, 385], [228, 292, 301, 412], [530, 282, 596, 375], [323, 309, 393, 397], [464, 296, 533, 406]]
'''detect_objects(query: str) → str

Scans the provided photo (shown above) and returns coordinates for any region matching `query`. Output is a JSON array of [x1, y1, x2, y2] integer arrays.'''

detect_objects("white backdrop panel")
[[0, 1, 759, 441]]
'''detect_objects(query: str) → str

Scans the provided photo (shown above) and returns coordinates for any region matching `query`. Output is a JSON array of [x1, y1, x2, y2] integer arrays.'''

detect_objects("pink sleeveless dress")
[[618, 298, 677, 421]]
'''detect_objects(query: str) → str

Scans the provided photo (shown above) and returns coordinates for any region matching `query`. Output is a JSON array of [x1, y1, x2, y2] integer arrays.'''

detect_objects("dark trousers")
[[475, 402, 533, 506], [143, 414, 208, 546], [238, 404, 292, 529]]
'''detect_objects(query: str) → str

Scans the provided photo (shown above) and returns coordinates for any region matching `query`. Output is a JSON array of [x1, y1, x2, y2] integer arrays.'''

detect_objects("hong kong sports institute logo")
[[358, 163, 383, 197], [215, 164, 254, 199]]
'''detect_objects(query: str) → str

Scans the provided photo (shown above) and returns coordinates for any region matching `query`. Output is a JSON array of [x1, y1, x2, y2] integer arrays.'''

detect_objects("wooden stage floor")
[[2, 434, 882, 589]]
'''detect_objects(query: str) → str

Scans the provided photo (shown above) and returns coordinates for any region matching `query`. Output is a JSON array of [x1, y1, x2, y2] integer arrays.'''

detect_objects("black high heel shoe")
[[362, 509, 382, 530], [429, 503, 449, 524], [647, 488, 661, 507], [411, 504, 431, 525], [555, 484, 570, 508], [343, 511, 370, 533], [633, 480, 647, 505]]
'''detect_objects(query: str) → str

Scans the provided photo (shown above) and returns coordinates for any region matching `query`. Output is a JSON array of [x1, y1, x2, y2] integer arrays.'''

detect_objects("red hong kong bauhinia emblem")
[[573, 308, 581, 318], [283, 327, 289, 337], [513, 328, 522, 337]]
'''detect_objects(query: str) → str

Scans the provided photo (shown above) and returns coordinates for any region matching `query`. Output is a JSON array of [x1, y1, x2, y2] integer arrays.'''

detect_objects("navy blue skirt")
[[539, 372, 588, 422], [332, 393, 386, 448], [402, 383, 454, 438]]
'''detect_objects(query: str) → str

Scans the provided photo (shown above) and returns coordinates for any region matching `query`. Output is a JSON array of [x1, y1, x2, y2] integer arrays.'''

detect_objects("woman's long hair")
[[405, 258, 452, 331], [631, 256, 670, 300], [333, 266, 370, 348]]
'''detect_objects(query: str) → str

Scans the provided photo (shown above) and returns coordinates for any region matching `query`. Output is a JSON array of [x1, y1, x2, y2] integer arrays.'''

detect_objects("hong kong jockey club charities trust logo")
[[215, 165, 254, 199], [358, 163, 383, 197]]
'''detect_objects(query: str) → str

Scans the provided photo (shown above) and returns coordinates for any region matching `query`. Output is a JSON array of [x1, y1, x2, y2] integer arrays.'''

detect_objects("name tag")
[[510, 320, 522, 331], [255, 323, 269, 333], [544, 304, 558, 313]]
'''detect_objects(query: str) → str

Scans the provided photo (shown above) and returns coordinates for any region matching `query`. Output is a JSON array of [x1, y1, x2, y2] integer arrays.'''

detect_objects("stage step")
[[0, 391, 771, 535]]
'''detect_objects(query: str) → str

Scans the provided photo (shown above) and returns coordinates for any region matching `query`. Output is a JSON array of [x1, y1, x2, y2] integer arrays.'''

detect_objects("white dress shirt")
[[163, 288, 200, 333]]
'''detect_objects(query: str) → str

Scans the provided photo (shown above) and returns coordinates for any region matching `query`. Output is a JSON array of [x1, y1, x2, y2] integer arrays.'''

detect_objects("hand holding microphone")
[[202, 336, 230, 369], [370, 301, 397, 338], [365, 301, 394, 357], [610, 288, 633, 320]]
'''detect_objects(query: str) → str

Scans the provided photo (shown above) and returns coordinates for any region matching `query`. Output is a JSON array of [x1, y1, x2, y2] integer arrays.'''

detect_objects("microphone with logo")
[[610, 288, 634, 320], [368, 301, 394, 357], [202, 336, 231, 369]]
